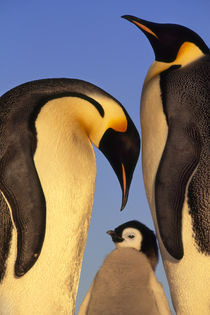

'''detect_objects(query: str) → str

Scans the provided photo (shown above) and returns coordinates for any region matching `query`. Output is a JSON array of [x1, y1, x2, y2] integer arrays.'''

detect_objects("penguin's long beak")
[[107, 230, 124, 242], [122, 15, 159, 40], [99, 113, 140, 210], [121, 15, 163, 62]]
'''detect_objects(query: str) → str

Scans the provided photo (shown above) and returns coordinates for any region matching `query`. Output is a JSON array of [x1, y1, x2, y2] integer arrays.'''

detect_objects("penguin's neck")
[[145, 42, 204, 84], [1, 98, 96, 314]]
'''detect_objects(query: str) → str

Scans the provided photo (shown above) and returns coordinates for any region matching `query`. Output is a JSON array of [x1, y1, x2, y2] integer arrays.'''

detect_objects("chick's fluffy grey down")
[[79, 247, 171, 315]]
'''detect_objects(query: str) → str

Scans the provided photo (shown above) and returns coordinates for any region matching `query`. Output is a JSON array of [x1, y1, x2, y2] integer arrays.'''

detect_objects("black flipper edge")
[[155, 121, 201, 259], [0, 139, 46, 277]]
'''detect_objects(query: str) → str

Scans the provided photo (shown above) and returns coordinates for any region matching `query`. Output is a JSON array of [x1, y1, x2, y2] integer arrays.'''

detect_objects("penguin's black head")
[[107, 220, 158, 270], [122, 15, 209, 63], [99, 112, 140, 210]]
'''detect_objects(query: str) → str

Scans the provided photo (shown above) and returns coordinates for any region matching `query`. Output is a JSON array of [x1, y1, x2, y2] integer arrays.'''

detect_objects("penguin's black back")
[[156, 55, 210, 257]]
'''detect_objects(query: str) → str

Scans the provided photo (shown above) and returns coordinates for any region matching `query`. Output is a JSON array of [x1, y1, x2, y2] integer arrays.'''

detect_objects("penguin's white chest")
[[140, 76, 168, 210]]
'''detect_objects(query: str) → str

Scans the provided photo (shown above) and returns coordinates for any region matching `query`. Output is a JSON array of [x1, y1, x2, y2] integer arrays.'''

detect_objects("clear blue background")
[[1, 1, 209, 314]]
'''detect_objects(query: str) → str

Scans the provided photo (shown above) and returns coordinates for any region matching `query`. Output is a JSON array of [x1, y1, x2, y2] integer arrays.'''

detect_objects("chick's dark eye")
[[128, 235, 135, 239]]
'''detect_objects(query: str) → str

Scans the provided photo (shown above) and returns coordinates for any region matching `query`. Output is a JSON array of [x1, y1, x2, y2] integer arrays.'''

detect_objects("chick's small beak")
[[106, 230, 124, 242], [106, 230, 115, 236]]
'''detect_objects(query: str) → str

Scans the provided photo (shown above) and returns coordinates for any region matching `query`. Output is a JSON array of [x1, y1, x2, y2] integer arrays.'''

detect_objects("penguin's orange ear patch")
[[109, 118, 127, 133], [175, 42, 203, 62]]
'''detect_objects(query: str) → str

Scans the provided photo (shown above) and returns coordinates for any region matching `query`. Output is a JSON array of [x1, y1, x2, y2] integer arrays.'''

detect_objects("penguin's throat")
[[27, 100, 97, 309], [145, 42, 204, 84]]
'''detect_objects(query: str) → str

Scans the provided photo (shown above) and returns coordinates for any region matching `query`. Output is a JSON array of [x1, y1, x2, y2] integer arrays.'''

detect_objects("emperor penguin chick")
[[79, 220, 171, 315]]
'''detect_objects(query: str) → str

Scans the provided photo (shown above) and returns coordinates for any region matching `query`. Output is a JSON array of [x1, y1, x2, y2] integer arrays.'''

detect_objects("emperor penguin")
[[79, 220, 171, 315], [122, 15, 210, 314], [0, 78, 140, 315]]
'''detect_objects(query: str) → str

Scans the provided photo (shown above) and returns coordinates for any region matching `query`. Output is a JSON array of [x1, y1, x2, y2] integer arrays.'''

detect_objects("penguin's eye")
[[128, 234, 135, 239]]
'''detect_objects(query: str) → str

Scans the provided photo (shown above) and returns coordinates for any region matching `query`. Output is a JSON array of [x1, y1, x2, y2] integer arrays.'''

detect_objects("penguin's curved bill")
[[122, 15, 158, 39], [99, 113, 140, 210], [107, 230, 124, 242]]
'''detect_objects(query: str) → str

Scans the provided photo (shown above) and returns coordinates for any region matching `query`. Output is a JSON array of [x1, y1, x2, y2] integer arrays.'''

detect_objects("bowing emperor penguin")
[[122, 15, 210, 315], [0, 78, 140, 315], [79, 220, 171, 315]]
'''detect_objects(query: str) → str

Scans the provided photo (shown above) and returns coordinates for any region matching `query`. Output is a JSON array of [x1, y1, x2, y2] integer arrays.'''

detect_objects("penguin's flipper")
[[155, 121, 201, 259], [0, 142, 46, 277], [0, 191, 13, 282]]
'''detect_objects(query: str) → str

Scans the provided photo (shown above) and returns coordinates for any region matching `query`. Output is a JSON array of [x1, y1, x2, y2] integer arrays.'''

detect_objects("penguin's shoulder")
[[159, 54, 209, 123], [160, 54, 209, 99]]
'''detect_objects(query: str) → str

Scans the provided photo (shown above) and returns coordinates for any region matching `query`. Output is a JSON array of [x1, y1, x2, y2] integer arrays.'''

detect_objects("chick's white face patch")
[[115, 228, 142, 251]]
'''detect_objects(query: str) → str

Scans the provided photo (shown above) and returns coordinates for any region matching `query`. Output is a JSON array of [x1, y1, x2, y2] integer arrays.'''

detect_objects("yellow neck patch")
[[145, 42, 204, 84], [107, 118, 127, 133]]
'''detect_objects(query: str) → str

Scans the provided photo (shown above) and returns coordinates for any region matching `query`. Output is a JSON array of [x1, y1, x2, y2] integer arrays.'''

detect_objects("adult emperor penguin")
[[79, 220, 171, 315], [0, 78, 140, 315], [122, 16, 210, 314]]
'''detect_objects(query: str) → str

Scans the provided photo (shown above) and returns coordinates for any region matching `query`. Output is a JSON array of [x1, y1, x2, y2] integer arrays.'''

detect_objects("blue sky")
[[1, 1, 209, 314]]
